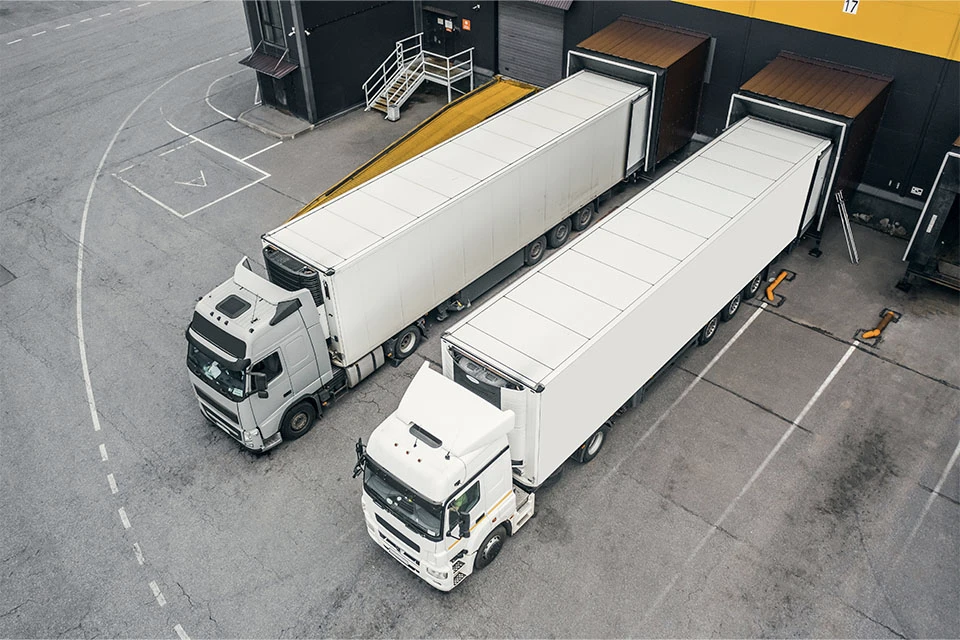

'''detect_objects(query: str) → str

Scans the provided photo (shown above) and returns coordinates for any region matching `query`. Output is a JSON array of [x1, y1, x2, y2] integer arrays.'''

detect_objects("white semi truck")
[[356, 116, 833, 590], [186, 71, 653, 452]]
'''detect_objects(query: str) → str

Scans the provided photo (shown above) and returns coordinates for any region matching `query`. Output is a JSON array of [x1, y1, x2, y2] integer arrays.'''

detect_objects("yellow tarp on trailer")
[[289, 76, 538, 221]]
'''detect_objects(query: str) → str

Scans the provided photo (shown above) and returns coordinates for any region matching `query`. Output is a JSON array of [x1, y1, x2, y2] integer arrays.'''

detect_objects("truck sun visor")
[[189, 312, 247, 359]]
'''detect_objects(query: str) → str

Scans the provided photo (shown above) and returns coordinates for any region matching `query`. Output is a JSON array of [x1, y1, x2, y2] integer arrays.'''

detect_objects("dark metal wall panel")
[[655, 37, 708, 162], [498, 1, 564, 87], [421, 1, 496, 71]]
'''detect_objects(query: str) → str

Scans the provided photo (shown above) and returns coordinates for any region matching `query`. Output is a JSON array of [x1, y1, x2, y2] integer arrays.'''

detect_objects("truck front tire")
[[474, 525, 506, 571], [280, 402, 316, 441]]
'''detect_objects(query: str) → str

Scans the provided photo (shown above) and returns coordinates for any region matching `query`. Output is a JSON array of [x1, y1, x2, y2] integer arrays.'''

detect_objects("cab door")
[[249, 350, 292, 428]]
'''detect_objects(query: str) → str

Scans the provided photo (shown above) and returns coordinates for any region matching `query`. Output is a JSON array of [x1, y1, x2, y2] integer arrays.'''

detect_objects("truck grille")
[[263, 245, 324, 307]]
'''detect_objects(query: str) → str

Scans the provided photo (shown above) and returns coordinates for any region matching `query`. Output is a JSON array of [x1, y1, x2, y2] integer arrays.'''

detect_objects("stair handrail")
[[363, 33, 424, 110], [383, 55, 425, 106], [423, 47, 474, 83]]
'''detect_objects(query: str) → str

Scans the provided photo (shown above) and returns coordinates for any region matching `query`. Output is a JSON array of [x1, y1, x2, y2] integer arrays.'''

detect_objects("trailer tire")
[[720, 292, 742, 321], [474, 525, 507, 571], [280, 401, 316, 441], [524, 236, 547, 266], [394, 325, 420, 360], [547, 219, 572, 248], [575, 422, 611, 463], [697, 314, 720, 346], [571, 205, 594, 231], [743, 271, 764, 299]]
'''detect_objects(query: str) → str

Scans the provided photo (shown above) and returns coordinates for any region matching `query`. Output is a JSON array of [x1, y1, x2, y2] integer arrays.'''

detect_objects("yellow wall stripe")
[[674, 0, 960, 62]]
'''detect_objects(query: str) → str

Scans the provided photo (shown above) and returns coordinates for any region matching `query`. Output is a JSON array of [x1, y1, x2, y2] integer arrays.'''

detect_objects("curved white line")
[[204, 69, 246, 121], [76, 53, 223, 638]]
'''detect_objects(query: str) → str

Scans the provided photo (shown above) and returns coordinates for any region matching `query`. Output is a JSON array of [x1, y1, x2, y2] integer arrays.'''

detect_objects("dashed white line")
[[99, 444, 109, 461], [99, 12, 112, 17], [118, 164, 135, 173], [32, 31, 46, 37], [7, 38, 22, 44], [158, 139, 196, 157], [118, 7, 131, 12], [174, 624, 190, 640], [107, 473, 118, 494], [138, 2, 151, 6], [149, 581, 166, 607], [80, 18, 92, 23], [118, 507, 131, 529], [56, 24, 71, 30], [643, 340, 860, 620], [133, 542, 145, 565]]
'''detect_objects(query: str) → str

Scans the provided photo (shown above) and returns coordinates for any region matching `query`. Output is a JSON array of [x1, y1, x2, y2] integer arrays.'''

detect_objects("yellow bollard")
[[862, 311, 896, 340], [765, 270, 789, 302]]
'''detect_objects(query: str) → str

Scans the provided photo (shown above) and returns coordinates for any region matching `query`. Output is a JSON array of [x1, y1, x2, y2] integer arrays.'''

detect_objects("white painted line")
[[80, 18, 92, 23], [56, 24, 71, 30], [205, 70, 245, 121], [99, 444, 108, 461], [175, 170, 207, 187], [113, 173, 184, 218], [164, 118, 270, 176], [107, 473, 118, 494], [32, 31, 46, 37], [174, 624, 190, 640], [7, 39, 22, 44], [99, 12, 112, 17], [242, 140, 282, 161], [149, 581, 166, 606], [643, 340, 860, 620], [597, 303, 768, 488], [158, 139, 196, 157], [138, 2, 151, 6], [184, 176, 268, 217], [118, 7, 131, 12], [228, 51, 241, 57], [133, 542, 145, 565], [118, 164, 135, 173], [119, 507, 131, 529], [254, 83, 261, 106], [903, 437, 960, 552]]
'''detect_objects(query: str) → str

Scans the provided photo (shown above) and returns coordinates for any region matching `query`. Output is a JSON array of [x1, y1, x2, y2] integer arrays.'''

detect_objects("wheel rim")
[[529, 241, 543, 261], [482, 534, 503, 560], [290, 411, 310, 433], [577, 208, 591, 227], [398, 331, 416, 355], [748, 274, 762, 296], [727, 294, 741, 316], [556, 225, 569, 243], [586, 430, 604, 456], [705, 317, 718, 339]]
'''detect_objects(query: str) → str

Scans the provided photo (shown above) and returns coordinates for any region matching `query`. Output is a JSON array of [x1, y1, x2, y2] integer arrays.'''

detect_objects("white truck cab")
[[357, 363, 534, 590]]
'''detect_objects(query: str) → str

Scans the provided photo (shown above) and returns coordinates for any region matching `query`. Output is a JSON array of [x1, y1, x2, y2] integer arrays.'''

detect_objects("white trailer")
[[357, 116, 832, 590], [187, 71, 651, 452]]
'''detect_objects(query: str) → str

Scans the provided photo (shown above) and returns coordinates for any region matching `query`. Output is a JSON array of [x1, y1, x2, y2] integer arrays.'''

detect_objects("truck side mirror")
[[458, 512, 471, 539], [250, 372, 269, 398]]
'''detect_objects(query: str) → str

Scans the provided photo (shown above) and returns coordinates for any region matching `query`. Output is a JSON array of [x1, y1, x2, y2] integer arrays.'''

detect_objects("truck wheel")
[[743, 272, 764, 299], [571, 205, 594, 231], [720, 292, 742, 321], [575, 422, 610, 463], [474, 525, 506, 570], [394, 325, 420, 359], [697, 314, 720, 346], [547, 219, 572, 248], [524, 236, 547, 266], [280, 402, 316, 441]]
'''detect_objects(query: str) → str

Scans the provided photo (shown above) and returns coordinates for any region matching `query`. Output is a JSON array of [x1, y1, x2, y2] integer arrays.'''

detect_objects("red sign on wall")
[[462, 18, 472, 31]]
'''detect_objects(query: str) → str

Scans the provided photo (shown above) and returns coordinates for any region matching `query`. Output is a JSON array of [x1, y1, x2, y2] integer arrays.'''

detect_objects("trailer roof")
[[447, 117, 829, 385], [577, 16, 709, 69], [741, 52, 892, 119], [264, 72, 643, 270]]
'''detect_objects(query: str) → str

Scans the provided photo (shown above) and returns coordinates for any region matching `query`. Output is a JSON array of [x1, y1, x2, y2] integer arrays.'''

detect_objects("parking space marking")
[[56, 24, 71, 30], [80, 18, 92, 23], [99, 444, 108, 461], [242, 140, 283, 161], [7, 39, 22, 44], [119, 507, 131, 529], [903, 438, 960, 552], [5, 5, 156, 46], [643, 340, 860, 620], [133, 542, 145, 565], [149, 581, 166, 606], [107, 473, 118, 494], [32, 31, 46, 37], [158, 139, 196, 157], [174, 623, 190, 640], [113, 173, 183, 217]]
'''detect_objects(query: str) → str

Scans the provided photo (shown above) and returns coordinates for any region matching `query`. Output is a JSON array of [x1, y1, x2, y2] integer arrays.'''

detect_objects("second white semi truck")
[[186, 71, 652, 451], [356, 116, 832, 590]]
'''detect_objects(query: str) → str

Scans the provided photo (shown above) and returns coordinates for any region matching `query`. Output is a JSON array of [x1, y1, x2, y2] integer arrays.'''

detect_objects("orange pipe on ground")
[[862, 311, 896, 339], [765, 270, 788, 301]]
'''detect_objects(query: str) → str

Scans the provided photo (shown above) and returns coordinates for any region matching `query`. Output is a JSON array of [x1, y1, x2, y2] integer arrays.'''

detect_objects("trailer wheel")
[[697, 314, 720, 346], [280, 401, 316, 441], [524, 236, 547, 266], [571, 205, 594, 231], [547, 219, 572, 248], [394, 325, 420, 359], [743, 272, 764, 299], [720, 292, 742, 322], [575, 422, 611, 463], [474, 525, 507, 571]]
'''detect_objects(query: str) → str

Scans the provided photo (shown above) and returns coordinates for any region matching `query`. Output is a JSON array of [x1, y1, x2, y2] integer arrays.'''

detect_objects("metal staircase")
[[363, 33, 475, 121]]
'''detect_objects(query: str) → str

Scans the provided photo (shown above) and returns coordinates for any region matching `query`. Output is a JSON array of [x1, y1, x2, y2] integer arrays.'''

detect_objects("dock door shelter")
[[498, 0, 571, 87]]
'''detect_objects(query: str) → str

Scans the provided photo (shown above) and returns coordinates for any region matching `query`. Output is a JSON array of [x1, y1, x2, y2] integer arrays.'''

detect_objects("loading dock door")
[[498, 2, 564, 87]]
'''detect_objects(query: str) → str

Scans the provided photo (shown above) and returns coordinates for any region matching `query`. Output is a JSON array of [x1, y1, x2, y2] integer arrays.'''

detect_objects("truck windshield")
[[186, 343, 245, 401], [363, 458, 443, 541]]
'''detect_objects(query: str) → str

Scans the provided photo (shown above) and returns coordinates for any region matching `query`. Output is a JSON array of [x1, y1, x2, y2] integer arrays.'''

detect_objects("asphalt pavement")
[[1, 2, 957, 638]]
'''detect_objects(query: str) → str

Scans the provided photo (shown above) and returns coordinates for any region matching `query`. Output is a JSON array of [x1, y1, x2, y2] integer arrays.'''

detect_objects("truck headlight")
[[425, 566, 448, 580], [242, 428, 259, 442]]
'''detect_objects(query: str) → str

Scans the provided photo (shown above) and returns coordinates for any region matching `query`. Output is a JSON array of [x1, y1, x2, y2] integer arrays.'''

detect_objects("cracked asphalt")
[[1, 1, 957, 638]]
